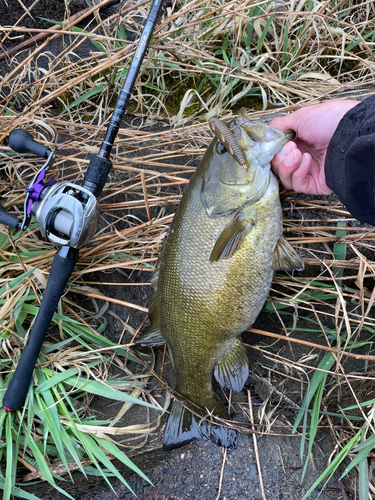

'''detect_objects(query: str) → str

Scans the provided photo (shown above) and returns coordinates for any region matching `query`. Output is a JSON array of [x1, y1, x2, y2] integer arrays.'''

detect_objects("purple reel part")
[[26, 168, 56, 216], [20, 150, 56, 231]]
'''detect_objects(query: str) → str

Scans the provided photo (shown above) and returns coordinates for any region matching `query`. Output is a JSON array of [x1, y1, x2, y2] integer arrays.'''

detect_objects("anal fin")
[[272, 236, 304, 271], [214, 338, 249, 392]]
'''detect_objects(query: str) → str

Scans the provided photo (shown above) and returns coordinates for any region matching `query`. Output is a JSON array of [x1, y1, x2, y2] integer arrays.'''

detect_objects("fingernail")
[[282, 141, 295, 156], [300, 152, 310, 166], [284, 150, 297, 166]]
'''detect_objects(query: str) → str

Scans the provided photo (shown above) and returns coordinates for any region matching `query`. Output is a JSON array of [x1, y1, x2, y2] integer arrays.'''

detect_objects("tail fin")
[[163, 396, 237, 451]]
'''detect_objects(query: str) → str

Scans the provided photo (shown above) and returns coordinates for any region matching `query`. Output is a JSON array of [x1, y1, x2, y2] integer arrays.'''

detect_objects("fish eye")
[[217, 142, 227, 154]]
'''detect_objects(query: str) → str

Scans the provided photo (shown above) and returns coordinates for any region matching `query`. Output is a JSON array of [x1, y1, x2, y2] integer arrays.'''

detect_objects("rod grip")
[[3, 246, 78, 411], [83, 154, 112, 197]]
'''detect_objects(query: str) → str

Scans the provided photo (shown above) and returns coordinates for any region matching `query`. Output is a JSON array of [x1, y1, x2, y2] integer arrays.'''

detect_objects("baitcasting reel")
[[6, 129, 100, 249]]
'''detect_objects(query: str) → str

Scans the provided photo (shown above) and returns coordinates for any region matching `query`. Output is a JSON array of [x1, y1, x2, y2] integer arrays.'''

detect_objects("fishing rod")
[[1, 0, 165, 412]]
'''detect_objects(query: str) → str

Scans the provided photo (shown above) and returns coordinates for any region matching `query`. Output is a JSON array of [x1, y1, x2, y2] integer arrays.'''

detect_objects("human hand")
[[270, 100, 360, 195]]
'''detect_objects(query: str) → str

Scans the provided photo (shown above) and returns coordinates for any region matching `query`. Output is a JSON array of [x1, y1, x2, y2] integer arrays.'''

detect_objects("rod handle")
[[3, 246, 78, 411]]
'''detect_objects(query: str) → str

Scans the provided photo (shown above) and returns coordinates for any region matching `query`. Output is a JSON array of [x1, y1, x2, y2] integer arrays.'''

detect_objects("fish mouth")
[[234, 108, 295, 143], [209, 113, 295, 169]]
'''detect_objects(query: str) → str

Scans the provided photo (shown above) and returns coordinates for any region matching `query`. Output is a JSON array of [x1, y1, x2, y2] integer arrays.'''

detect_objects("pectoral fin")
[[210, 215, 252, 262], [272, 236, 304, 271], [214, 338, 249, 392]]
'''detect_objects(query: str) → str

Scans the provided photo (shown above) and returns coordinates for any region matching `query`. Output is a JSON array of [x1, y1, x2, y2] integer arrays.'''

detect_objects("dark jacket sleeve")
[[325, 95, 375, 225]]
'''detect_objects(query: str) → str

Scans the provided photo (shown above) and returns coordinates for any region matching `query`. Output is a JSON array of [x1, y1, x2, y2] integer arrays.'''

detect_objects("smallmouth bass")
[[139, 109, 304, 451]]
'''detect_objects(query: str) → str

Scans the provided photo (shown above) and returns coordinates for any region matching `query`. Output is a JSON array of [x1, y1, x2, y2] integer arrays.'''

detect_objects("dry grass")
[[1, 0, 375, 498], [1, 0, 375, 132]]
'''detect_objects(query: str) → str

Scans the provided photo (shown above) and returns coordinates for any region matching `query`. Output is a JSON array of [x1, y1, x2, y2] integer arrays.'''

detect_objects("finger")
[[270, 111, 303, 132], [292, 153, 333, 195], [290, 153, 314, 193], [277, 149, 303, 190], [271, 141, 297, 177]]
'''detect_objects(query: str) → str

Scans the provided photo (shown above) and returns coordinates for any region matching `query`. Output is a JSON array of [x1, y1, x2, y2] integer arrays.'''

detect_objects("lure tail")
[[163, 395, 237, 451]]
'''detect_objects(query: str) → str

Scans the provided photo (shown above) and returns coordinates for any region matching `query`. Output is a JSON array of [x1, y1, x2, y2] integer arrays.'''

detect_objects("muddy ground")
[[1, 1, 370, 499]]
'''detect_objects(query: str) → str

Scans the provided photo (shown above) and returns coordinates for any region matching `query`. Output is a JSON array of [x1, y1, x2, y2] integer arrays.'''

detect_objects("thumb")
[[270, 112, 300, 131]]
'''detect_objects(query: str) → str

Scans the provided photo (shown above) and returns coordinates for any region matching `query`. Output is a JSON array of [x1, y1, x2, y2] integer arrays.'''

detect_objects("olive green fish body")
[[160, 172, 280, 399], [141, 110, 304, 450]]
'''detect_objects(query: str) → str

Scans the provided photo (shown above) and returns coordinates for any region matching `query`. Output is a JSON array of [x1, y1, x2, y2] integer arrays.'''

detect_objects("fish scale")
[[139, 109, 304, 451]]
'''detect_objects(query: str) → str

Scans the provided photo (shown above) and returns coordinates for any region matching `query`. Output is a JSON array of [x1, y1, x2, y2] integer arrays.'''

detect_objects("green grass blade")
[[77, 432, 136, 495], [245, 18, 253, 48], [359, 451, 369, 500], [39, 18, 107, 51], [96, 436, 152, 485], [0, 268, 36, 297], [221, 31, 230, 64], [27, 434, 74, 499], [81, 466, 115, 476], [60, 426, 86, 477], [61, 376, 158, 409], [21, 386, 34, 456], [0, 231, 9, 250], [35, 370, 60, 428], [35, 368, 80, 393], [61, 323, 131, 357], [70, 430, 115, 492], [347, 28, 375, 51], [57, 382, 84, 422], [35, 396, 70, 478], [222, 78, 240, 101], [4, 413, 15, 500], [17, 433, 61, 458], [67, 86, 105, 110], [282, 22, 289, 63], [0, 410, 6, 441], [293, 352, 335, 433], [51, 385, 87, 472], [300, 430, 362, 500], [341, 398, 375, 411], [195, 61, 219, 88], [0, 479, 42, 500], [41, 335, 80, 354], [332, 220, 347, 286], [300, 409, 308, 463], [257, 15, 274, 53], [341, 433, 375, 479], [301, 378, 325, 482], [293, 352, 335, 466], [117, 22, 126, 41]]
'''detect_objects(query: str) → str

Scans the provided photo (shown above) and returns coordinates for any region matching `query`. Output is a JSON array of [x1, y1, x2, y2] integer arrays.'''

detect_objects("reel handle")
[[0, 204, 21, 229], [9, 129, 51, 158]]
